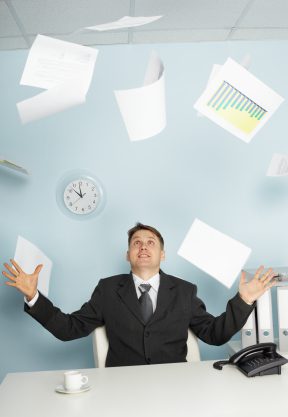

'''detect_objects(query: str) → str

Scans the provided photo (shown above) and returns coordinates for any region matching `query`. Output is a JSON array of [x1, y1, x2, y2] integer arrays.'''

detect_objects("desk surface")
[[1, 361, 287, 417]]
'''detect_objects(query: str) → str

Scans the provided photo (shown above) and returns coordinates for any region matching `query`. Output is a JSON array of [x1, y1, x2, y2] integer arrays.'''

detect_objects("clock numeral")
[[69, 202, 72, 207], [72, 183, 77, 188], [94, 193, 97, 197], [81, 208, 85, 212], [68, 188, 73, 193], [88, 205, 91, 210]]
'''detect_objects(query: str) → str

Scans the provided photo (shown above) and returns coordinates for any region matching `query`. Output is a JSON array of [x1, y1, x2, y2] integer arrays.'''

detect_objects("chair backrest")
[[92, 326, 109, 368], [92, 326, 200, 368], [186, 328, 201, 362]]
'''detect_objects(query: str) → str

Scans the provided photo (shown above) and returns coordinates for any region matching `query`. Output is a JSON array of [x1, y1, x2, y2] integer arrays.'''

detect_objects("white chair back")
[[92, 326, 109, 369], [92, 326, 200, 368]]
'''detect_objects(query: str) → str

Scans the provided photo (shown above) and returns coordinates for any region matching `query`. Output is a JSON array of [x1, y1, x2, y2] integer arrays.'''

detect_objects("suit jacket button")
[[145, 331, 150, 337]]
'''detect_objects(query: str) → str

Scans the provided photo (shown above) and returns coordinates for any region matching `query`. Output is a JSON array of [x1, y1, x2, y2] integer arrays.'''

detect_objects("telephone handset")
[[213, 342, 288, 377]]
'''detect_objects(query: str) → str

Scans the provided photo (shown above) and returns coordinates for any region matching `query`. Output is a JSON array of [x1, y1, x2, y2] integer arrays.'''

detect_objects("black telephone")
[[213, 342, 288, 377]]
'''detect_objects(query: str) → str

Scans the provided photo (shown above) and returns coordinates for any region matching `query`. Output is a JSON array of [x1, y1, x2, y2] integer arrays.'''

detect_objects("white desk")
[[1, 361, 288, 417]]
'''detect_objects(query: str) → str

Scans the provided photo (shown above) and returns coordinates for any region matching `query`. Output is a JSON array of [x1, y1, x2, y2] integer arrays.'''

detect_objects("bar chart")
[[206, 81, 267, 134]]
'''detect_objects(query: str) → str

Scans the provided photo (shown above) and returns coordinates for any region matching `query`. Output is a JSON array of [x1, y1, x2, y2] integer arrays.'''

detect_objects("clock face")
[[63, 178, 101, 215]]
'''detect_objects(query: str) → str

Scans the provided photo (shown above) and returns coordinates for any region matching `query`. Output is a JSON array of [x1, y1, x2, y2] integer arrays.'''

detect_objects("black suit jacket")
[[24, 271, 254, 366]]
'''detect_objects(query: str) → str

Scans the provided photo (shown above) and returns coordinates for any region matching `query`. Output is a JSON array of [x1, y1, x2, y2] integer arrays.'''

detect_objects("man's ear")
[[126, 250, 130, 262], [161, 250, 165, 261]]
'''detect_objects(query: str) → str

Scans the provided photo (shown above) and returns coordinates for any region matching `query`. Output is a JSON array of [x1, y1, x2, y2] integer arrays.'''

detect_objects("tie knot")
[[139, 284, 151, 294]]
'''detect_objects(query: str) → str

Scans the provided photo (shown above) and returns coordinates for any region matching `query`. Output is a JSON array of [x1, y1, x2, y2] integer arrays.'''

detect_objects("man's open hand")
[[239, 265, 276, 305], [2, 259, 42, 301]]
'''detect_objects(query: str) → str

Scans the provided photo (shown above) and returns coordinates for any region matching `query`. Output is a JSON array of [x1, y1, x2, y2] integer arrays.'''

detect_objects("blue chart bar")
[[206, 81, 267, 133]]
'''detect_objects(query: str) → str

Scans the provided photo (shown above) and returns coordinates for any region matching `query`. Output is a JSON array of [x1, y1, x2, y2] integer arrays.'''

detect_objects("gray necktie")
[[139, 284, 153, 323]]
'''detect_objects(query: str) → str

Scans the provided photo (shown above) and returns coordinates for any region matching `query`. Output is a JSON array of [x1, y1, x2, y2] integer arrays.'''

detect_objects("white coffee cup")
[[64, 370, 88, 391]]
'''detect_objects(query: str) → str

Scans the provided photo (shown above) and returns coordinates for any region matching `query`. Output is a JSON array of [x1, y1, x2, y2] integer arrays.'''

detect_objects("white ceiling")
[[1, 0, 288, 50]]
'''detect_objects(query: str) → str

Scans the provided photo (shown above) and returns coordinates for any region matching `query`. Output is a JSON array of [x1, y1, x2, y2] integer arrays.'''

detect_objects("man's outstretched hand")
[[239, 265, 276, 305], [2, 259, 42, 301]]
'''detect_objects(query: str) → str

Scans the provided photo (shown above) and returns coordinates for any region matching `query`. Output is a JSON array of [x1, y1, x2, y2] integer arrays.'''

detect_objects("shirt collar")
[[132, 272, 160, 292]]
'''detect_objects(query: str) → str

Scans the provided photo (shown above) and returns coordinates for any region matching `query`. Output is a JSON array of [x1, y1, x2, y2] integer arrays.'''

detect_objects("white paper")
[[198, 55, 251, 118], [197, 64, 222, 118], [114, 51, 166, 141], [0, 157, 28, 174], [14, 236, 52, 297], [194, 58, 284, 143], [266, 153, 288, 176], [178, 218, 251, 288], [85, 15, 162, 31], [17, 35, 98, 123], [17, 78, 86, 124]]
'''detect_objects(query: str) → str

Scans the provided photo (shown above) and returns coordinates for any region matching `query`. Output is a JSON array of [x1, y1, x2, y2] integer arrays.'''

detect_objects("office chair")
[[92, 326, 201, 368]]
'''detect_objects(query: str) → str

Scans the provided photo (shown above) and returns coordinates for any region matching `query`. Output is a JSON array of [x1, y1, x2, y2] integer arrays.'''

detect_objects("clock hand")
[[72, 188, 82, 198], [79, 184, 83, 198]]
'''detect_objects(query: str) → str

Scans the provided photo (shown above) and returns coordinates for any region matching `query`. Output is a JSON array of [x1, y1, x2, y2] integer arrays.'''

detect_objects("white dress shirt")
[[25, 291, 39, 307], [132, 272, 160, 312]]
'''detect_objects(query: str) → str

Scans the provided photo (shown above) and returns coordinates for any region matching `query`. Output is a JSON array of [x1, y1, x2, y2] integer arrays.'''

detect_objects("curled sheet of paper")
[[14, 236, 52, 297], [114, 51, 166, 141], [194, 58, 284, 143], [17, 35, 98, 124], [84, 15, 162, 31], [178, 218, 251, 288], [0, 157, 28, 174], [266, 153, 288, 176]]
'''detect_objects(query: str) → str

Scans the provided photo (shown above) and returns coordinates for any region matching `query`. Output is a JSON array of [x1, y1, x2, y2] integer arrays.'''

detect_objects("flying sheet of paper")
[[194, 58, 284, 143], [266, 153, 288, 176], [0, 157, 28, 174], [197, 55, 252, 118], [14, 236, 52, 297], [85, 15, 162, 31], [197, 64, 222, 118], [178, 218, 251, 288], [17, 35, 98, 124], [114, 51, 166, 141]]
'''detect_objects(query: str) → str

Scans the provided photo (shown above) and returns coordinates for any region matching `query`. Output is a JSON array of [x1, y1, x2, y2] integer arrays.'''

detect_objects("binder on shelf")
[[277, 287, 288, 352], [257, 289, 274, 343], [241, 309, 257, 348]]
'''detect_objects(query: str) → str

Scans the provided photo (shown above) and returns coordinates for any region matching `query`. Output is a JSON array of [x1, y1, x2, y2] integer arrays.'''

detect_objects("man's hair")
[[128, 222, 164, 249]]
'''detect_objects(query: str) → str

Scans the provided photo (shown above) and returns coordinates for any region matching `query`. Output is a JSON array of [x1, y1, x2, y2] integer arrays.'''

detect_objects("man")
[[2, 223, 275, 367]]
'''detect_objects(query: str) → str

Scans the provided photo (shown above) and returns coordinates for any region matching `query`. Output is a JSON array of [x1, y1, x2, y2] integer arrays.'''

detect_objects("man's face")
[[126, 229, 165, 273]]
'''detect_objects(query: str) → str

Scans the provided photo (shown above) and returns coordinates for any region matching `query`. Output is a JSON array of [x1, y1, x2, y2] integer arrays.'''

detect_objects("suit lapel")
[[149, 271, 176, 324], [117, 273, 145, 325]]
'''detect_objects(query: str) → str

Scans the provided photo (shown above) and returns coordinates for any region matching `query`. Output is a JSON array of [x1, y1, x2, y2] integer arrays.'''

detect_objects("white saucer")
[[55, 384, 91, 394]]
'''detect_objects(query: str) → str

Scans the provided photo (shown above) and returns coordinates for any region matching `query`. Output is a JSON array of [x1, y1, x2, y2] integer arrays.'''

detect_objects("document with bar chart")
[[194, 58, 284, 143]]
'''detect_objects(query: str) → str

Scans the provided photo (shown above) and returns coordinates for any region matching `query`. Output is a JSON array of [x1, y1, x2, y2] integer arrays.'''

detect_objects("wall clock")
[[56, 170, 105, 220]]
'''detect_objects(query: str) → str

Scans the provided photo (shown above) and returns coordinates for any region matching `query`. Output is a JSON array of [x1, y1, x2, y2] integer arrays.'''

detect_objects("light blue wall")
[[1, 40, 288, 383]]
